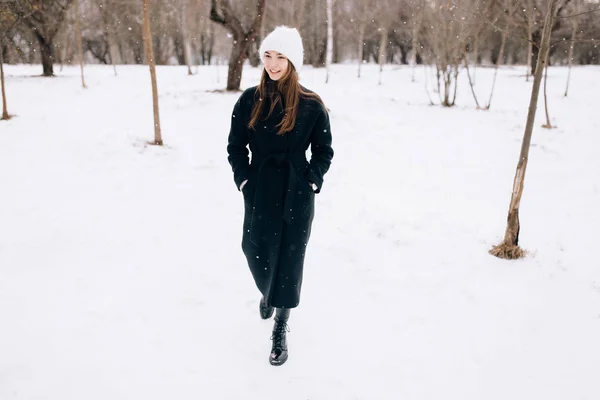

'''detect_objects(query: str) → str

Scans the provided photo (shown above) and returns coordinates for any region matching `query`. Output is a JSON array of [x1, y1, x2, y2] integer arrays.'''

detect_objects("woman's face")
[[264, 51, 289, 81]]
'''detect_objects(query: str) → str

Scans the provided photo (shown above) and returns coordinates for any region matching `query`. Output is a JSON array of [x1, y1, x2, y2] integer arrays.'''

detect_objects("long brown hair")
[[248, 64, 325, 135]]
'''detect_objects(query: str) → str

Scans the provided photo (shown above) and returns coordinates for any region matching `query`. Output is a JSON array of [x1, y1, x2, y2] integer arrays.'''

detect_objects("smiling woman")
[[226, 26, 334, 367], [263, 51, 289, 81]]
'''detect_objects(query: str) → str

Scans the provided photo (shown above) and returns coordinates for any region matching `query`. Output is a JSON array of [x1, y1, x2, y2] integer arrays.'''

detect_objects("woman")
[[226, 26, 334, 366]]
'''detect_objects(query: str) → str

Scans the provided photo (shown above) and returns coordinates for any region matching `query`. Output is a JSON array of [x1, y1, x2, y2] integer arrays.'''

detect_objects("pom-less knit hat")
[[259, 26, 304, 71]]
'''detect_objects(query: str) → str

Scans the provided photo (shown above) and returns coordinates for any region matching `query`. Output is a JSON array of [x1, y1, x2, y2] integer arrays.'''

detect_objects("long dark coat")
[[227, 82, 333, 308]]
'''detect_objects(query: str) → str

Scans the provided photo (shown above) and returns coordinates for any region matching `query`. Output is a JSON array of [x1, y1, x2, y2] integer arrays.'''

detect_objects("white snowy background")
[[1, 63, 599, 399]]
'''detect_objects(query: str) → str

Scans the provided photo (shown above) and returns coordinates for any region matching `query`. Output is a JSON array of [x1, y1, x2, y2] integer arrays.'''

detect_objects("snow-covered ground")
[[1, 62, 599, 400]]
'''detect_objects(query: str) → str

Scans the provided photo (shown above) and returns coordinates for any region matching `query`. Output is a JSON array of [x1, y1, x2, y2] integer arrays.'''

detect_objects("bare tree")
[[210, 0, 266, 91], [485, 0, 516, 110], [74, 0, 86, 88], [564, 0, 580, 96], [181, 0, 193, 75], [325, 0, 333, 83], [374, 0, 398, 85], [16, 0, 75, 76], [541, 62, 553, 128], [142, 0, 163, 146], [490, 0, 560, 260], [463, 49, 482, 109], [354, 0, 373, 78], [99, 0, 119, 76], [422, 0, 470, 107], [529, 0, 572, 76], [1, 1, 33, 120], [526, 0, 534, 81], [0, 47, 7, 120], [410, 0, 425, 82]]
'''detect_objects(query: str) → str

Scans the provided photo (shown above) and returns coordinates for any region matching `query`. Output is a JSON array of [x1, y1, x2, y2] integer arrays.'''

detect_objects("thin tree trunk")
[[473, 34, 479, 85], [526, 0, 533, 81], [443, 69, 451, 106], [207, 21, 214, 65], [490, 0, 559, 260], [486, 31, 507, 109], [436, 65, 443, 104], [423, 64, 434, 106], [142, 0, 163, 146], [542, 62, 553, 128], [74, 0, 86, 88], [464, 53, 481, 109], [378, 27, 387, 85], [260, 4, 266, 40], [101, 0, 118, 76], [410, 0, 424, 82], [564, 1, 579, 97], [60, 39, 66, 71], [451, 62, 459, 106], [1, 46, 10, 120], [313, 0, 320, 66], [357, 22, 365, 78], [181, 0, 193, 75], [108, 31, 118, 76], [325, 0, 333, 83]]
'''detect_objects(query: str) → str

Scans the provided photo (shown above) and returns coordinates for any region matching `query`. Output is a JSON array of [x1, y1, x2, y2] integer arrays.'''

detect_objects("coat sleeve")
[[227, 93, 251, 191], [306, 106, 334, 193]]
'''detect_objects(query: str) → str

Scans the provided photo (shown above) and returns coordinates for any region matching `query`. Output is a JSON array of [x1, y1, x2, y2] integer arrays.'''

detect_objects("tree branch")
[[557, 6, 600, 19], [209, 0, 226, 25], [210, 0, 244, 37], [246, 0, 265, 40]]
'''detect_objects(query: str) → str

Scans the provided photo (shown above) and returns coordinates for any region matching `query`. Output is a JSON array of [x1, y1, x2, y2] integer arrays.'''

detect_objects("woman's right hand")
[[239, 179, 248, 191]]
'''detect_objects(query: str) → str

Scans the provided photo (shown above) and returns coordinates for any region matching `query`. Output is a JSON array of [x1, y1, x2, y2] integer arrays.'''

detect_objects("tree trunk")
[[542, 62, 553, 128], [451, 62, 459, 106], [490, 0, 559, 260], [39, 39, 55, 77], [247, 43, 260, 67], [473, 34, 479, 85], [227, 38, 249, 91], [207, 22, 214, 65], [464, 52, 481, 109], [312, 0, 321, 67], [531, 30, 540, 76], [108, 31, 118, 76], [526, 0, 533, 81], [325, 0, 333, 83], [411, 0, 424, 82], [443, 68, 451, 106], [210, 0, 265, 90], [75, 0, 87, 88], [486, 31, 507, 110], [564, 1, 579, 97], [378, 27, 388, 85], [181, 0, 193, 75], [100, 0, 118, 76], [142, 0, 163, 146], [1, 46, 10, 120], [357, 22, 365, 78]]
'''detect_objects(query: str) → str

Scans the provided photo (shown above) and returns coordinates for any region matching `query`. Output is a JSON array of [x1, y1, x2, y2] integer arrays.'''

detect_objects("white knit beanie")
[[258, 26, 304, 71]]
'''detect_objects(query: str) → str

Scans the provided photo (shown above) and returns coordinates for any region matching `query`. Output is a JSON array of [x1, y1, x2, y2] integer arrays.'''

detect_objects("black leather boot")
[[269, 308, 290, 366], [259, 296, 274, 320]]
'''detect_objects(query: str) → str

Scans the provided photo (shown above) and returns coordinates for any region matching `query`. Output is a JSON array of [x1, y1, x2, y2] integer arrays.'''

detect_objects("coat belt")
[[249, 152, 305, 246]]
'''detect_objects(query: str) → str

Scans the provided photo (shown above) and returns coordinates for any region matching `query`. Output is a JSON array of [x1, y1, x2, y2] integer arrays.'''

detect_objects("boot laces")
[[271, 319, 290, 349]]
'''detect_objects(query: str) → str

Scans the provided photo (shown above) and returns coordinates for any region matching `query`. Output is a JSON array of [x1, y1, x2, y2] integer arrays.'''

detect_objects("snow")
[[1, 62, 599, 400]]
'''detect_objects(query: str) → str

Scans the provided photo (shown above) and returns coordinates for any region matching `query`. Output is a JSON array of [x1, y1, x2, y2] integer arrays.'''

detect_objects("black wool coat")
[[227, 83, 334, 308]]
